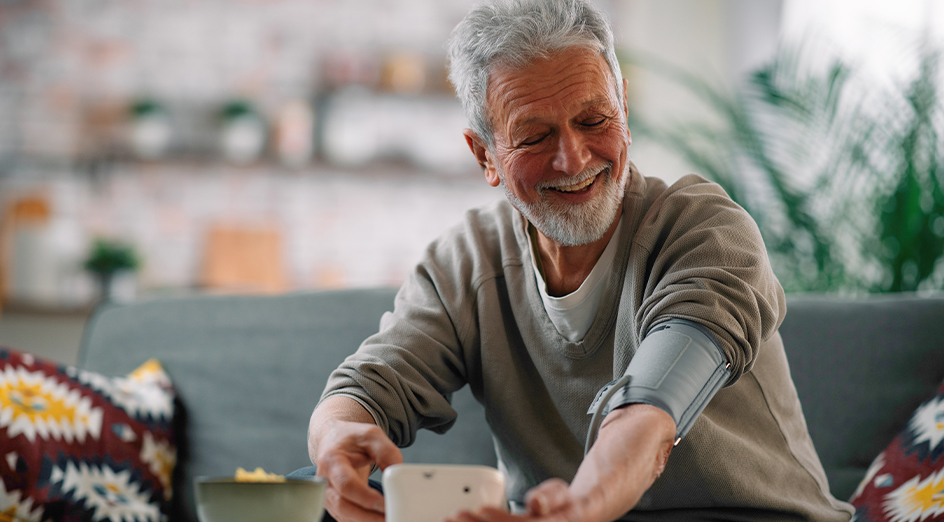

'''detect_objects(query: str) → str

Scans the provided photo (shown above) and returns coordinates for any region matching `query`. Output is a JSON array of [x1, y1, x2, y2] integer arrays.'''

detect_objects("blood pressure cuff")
[[588, 319, 731, 442]]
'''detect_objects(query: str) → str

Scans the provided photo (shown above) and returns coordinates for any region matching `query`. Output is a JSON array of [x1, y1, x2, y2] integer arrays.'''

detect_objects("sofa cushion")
[[0, 347, 177, 522], [780, 294, 944, 501], [848, 377, 944, 521]]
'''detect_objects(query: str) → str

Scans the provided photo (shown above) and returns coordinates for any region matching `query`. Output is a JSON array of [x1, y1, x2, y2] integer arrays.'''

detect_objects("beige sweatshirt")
[[322, 166, 855, 521]]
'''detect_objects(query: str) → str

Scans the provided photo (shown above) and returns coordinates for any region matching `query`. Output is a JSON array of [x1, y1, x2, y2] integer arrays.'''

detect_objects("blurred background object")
[[217, 99, 267, 164], [275, 99, 315, 168], [0, 0, 942, 338], [0, 0, 503, 313], [630, 0, 944, 294], [0, 194, 91, 309], [129, 99, 173, 160], [200, 223, 287, 294], [83, 237, 140, 302], [1, 196, 53, 306]]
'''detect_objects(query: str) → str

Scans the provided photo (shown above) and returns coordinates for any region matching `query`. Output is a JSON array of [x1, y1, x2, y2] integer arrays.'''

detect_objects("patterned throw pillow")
[[850, 378, 944, 522], [0, 347, 177, 522]]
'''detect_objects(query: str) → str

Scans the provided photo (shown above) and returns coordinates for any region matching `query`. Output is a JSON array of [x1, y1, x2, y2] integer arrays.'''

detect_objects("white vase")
[[131, 113, 173, 160], [97, 270, 137, 303], [221, 115, 266, 164]]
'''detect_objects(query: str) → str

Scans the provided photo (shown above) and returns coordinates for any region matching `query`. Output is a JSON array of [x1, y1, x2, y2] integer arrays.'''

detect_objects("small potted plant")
[[129, 98, 173, 160], [219, 99, 267, 164], [83, 239, 141, 302]]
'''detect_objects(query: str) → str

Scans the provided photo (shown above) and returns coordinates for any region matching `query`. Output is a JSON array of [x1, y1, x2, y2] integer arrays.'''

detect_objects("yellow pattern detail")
[[127, 360, 164, 382], [0, 506, 18, 522], [156, 453, 174, 486], [886, 472, 944, 522], [0, 379, 79, 426]]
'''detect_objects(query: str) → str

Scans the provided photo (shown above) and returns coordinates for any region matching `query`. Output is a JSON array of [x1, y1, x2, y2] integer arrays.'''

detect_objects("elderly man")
[[307, 1, 854, 521]]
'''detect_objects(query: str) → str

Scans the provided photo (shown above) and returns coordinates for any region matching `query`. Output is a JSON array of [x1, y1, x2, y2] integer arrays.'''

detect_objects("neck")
[[535, 205, 622, 297]]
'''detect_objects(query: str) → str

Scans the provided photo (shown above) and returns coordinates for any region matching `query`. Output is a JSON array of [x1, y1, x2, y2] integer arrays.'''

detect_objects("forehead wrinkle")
[[509, 93, 614, 130], [486, 50, 618, 139]]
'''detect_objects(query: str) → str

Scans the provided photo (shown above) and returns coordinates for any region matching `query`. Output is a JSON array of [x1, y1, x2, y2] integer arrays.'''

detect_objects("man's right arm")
[[308, 395, 403, 522]]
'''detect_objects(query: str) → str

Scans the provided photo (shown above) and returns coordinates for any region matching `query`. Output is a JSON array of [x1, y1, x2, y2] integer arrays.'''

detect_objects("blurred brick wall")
[[0, 0, 477, 160]]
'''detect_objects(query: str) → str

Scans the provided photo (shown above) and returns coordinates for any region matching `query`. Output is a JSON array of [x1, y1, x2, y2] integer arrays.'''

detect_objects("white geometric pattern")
[[140, 431, 176, 500], [4, 451, 17, 471], [882, 466, 944, 522], [67, 363, 173, 423], [908, 395, 944, 453], [50, 460, 161, 522], [0, 366, 103, 443], [0, 479, 42, 522]]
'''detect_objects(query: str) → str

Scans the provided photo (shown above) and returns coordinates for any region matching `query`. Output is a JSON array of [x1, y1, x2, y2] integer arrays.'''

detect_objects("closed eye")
[[520, 134, 547, 147], [583, 117, 607, 127]]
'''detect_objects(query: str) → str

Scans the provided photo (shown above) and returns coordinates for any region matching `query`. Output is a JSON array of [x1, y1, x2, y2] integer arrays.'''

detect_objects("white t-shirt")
[[529, 220, 623, 342]]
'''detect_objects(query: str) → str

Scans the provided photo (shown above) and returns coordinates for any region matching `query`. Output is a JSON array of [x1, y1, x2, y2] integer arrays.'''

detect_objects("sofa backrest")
[[81, 288, 944, 516], [80, 288, 496, 521], [779, 293, 944, 501]]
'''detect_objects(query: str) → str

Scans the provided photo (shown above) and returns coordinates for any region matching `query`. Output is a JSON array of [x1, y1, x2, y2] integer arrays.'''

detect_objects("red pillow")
[[850, 378, 944, 521], [0, 347, 177, 522]]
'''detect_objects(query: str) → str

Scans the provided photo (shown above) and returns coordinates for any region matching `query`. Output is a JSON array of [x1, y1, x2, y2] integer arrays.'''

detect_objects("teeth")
[[555, 176, 596, 192]]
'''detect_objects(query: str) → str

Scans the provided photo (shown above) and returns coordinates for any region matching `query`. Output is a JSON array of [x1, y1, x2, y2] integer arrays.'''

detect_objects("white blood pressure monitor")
[[382, 464, 507, 522]]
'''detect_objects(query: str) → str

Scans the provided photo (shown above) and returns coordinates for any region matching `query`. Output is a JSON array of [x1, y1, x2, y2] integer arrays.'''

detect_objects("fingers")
[[323, 485, 385, 522], [443, 479, 577, 522], [319, 452, 385, 512], [315, 421, 402, 522], [445, 506, 517, 522], [359, 425, 404, 471]]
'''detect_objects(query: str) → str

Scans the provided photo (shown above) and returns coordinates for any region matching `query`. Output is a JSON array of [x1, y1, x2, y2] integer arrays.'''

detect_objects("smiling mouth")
[[550, 170, 605, 194]]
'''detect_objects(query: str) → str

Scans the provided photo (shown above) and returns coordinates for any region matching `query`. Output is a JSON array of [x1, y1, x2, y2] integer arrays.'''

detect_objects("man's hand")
[[445, 403, 675, 522], [308, 396, 403, 522]]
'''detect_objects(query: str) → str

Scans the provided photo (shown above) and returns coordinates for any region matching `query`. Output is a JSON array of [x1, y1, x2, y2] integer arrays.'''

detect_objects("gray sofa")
[[79, 289, 944, 521]]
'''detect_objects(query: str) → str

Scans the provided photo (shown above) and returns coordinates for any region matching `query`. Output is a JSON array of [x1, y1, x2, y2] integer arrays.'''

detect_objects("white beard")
[[499, 161, 628, 246]]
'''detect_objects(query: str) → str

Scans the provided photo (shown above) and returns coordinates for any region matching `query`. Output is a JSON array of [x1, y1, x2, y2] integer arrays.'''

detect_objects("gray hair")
[[447, 0, 623, 148]]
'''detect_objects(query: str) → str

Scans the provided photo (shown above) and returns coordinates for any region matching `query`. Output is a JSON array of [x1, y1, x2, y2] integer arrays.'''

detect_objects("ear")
[[622, 78, 632, 146], [463, 129, 501, 187]]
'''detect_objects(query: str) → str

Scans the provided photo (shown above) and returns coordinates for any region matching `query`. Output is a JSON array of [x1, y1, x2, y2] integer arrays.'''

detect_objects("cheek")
[[597, 126, 631, 162], [502, 152, 547, 188]]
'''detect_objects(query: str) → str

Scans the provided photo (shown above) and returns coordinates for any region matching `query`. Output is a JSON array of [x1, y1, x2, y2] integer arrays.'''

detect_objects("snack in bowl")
[[195, 469, 326, 522], [234, 467, 286, 482]]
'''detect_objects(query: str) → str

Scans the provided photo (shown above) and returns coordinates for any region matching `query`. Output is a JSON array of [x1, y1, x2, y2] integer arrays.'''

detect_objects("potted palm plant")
[[627, 41, 944, 294]]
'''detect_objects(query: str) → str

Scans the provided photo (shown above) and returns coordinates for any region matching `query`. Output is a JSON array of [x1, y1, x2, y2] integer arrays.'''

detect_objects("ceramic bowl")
[[194, 477, 327, 522]]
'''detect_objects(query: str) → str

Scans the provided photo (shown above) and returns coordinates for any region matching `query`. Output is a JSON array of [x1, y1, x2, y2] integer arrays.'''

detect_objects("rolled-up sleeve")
[[633, 176, 786, 382]]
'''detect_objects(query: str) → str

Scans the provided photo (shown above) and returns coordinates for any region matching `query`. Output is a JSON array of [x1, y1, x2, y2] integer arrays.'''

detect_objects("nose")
[[551, 127, 592, 176]]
